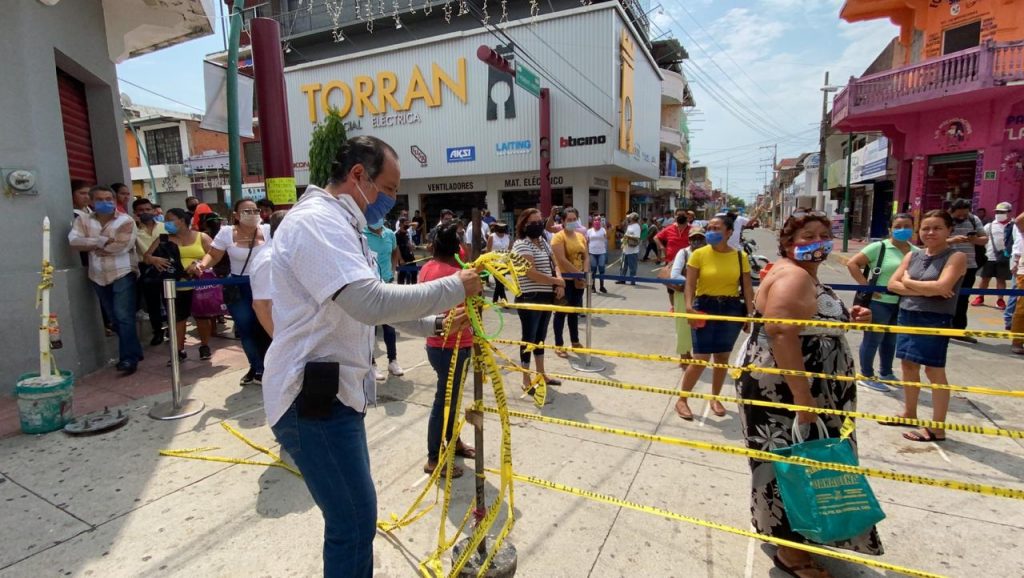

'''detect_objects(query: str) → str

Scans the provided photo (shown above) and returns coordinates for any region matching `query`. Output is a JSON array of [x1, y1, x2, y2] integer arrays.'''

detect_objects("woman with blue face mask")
[[675, 214, 754, 420], [845, 213, 918, 393]]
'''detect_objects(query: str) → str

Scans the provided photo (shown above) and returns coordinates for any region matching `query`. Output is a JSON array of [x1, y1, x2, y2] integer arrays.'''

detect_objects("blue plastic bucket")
[[15, 370, 74, 434]]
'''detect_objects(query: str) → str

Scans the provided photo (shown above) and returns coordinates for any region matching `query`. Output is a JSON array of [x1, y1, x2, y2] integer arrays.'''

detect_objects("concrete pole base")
[[452, 536, 517, 577]]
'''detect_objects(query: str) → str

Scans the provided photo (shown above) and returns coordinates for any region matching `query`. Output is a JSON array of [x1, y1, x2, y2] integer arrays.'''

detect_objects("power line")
[[117, 77, 203, 112]]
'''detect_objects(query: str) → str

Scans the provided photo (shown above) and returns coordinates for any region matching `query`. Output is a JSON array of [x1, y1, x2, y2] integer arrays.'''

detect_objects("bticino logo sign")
[[446, 146, 476, 163], [560, 135, 607, 148]]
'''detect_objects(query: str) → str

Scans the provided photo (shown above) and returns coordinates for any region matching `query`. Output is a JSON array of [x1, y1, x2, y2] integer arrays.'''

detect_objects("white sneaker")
[[388, 360, 405, 376], [374, 366, 387, 381]]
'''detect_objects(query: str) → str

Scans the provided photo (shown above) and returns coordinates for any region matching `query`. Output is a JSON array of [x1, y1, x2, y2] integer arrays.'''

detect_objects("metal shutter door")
[[58, 69, 97, 184]]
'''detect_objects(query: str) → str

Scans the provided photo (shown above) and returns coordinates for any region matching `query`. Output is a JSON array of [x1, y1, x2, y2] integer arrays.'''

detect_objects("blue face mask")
[[356, 180, 395, 226], [892, 228, 913, 242], [154, 214, 165, 223], [564, 222, 577, 232], [368, 218, 385, 231], [164, 221, 179, 235], [94, 200, 116, 215], [705, 230, 724, 246], [793, 239, 833, 263]]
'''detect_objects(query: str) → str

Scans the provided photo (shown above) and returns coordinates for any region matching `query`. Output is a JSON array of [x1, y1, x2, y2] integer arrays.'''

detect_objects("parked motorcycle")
[[742, 236, 771, 283]]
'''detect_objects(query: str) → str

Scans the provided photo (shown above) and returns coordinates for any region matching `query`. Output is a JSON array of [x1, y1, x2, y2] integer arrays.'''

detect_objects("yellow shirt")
[[687, 245, 749, 297], [551, 229, 588, 271], [136, 221, 166, 256]]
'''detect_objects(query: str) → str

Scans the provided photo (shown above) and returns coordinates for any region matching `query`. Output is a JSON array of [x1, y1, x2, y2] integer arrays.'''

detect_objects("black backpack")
[[143, 234, 185, 282]]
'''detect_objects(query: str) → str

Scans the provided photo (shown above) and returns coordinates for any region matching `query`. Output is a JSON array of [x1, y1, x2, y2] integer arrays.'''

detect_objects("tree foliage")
[[308, 109, 348, 188]]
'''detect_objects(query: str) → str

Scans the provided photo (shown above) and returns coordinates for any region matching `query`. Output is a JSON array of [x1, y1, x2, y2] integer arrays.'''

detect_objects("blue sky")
[[117, 0, 897, 203]]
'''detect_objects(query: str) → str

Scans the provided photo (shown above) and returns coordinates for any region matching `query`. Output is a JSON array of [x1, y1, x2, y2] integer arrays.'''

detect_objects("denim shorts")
[[895, 308, 953, 368], [691, 296, 746, 354]]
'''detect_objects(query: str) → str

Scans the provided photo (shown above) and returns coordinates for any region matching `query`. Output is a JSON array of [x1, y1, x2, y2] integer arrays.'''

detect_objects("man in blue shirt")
[[365, 219, 404, 379]]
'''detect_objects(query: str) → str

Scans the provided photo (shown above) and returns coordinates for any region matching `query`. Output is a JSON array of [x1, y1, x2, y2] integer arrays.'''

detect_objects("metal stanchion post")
[[570, 272, 605, 373], [149, 279, 205, 420]]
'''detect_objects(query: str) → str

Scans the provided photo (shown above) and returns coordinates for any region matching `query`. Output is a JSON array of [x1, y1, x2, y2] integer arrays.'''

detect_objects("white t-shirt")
[[464, 221, 490, 245], [729, 216, 750, 250], [586, 227, 608, 255], [249, 241, 273, 301], [212, 223, 272, 275], [490, 233, 510, 252], [623, 223, 642, 255], [262, 187, 379, 426], [985, 220, 1012, 260]]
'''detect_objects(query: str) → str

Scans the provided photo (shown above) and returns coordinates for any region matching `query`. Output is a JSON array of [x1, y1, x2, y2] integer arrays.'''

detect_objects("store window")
[[144, 127, 183, 165], [942, 21, 981, 55], [244, 141, 264, 176]]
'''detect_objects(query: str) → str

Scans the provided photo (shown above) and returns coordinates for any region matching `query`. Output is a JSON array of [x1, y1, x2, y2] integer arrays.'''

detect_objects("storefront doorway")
[[422, 191, 486, 227], [923, 152, 978, 212], [499, 188, 571, 226], [869, 181, 894, 239]]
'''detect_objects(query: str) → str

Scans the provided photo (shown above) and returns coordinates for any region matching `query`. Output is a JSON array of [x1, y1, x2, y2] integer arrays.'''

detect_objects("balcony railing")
[[832, 40, 1024, 126]]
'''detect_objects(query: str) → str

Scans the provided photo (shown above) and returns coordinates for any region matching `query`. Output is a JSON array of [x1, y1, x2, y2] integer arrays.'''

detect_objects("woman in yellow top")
[[676, 214, 754, 420], [550, 207, 589, 356], [143, 208, 214, 365]]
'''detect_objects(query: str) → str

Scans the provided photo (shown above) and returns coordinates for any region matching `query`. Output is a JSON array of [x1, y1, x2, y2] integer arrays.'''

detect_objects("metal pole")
[[226, 0, 245, 206], [149, 279, 205, 420], [539, 88, 552, 216], [818, 71, 829, 210], [470, 208, 486, 560], [570, 272, 605, 373], [843, 132, 854, 253]]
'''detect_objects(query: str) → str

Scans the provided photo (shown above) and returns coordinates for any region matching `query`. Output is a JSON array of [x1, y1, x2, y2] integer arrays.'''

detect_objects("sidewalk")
[[1, 243, 1023, 576]]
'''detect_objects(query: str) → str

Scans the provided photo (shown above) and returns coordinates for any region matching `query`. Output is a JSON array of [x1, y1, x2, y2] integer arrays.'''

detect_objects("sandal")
[[544, 376, 562, 386], [423, 461, 464, 478], [454, 441, 476, 459], [903, 427, 946, 443], [555, 349, 569, 359], [710, 400, 727, 417], [675, 398, 693, 421], [772, 553, 830, 578]]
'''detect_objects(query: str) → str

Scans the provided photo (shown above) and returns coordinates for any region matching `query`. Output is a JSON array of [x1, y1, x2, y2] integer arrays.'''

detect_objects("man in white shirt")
[[727, 210, 751, 250], [263, 136, 481, 577], [616, 213, 642, 285], [250, 210, 287, 337], [464, 218, 490, 251], [1007, 207, 1024, 351]]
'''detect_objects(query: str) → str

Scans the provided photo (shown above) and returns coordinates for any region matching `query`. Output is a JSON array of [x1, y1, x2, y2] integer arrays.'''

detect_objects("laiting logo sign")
[[496, 140, 531, 155], [560, 135, 607, 148], [447, 146, 476, 163]]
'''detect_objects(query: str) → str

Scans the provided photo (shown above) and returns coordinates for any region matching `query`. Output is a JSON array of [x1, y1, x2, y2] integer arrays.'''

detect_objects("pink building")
[[832, 0, 1024, 215]]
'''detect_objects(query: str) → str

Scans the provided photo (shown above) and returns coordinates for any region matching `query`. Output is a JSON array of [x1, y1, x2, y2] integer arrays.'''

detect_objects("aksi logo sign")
[[447, 146, 476, 163]]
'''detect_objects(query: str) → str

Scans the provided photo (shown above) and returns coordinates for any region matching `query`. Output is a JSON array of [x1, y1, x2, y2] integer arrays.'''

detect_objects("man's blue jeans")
[[93, 273, 143, 365], [859, 300, 899, 378], [622, 253, 638, 281], [1005, 294, 1018, 330], [271, 400, 376, 578]]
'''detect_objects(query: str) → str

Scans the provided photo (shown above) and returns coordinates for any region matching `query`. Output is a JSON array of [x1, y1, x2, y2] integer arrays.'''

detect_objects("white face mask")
[[996, 213, 1010, 223], [239, 213, 261, 227]]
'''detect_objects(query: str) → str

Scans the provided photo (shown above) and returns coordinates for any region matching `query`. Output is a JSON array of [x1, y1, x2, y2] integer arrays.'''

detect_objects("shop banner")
[[852, 137, 888, 183]]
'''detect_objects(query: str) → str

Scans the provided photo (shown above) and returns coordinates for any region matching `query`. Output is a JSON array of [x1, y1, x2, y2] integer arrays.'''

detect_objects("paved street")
[[1, 228, 1022, 577]]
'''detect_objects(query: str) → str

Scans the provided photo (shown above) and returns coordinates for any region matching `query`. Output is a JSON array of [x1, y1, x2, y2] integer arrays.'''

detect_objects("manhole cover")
[[63, 407, 130, 436]]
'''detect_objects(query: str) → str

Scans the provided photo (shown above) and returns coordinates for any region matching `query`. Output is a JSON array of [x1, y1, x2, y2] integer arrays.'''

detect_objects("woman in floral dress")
[[736, 211, 882, 577]]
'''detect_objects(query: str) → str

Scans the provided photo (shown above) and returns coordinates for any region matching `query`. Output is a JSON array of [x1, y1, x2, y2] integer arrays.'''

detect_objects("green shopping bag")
[[771, 419, 885, 543]]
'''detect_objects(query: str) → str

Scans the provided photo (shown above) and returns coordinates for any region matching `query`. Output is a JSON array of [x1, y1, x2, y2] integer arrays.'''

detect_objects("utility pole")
[[226, 0, 245, 206], [759, 144, 777, 225]]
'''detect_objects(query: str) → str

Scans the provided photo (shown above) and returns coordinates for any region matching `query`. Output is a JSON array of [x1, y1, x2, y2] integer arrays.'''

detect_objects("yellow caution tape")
[[498, 301, 1024, 341], [160, 422, 302, 478], [492, 339, 1024, 399], [491, 470, 944, 578], [479, 406, 1024, 501], [494, 365, 1024, 438], [36, 260, 54, 306]]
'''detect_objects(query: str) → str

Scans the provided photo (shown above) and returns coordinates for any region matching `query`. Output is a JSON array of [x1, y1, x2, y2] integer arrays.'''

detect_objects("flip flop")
[[675, 398, 693, 421], [544, 376, 562, 386], [423, 461, 464, 478], [772, 554, 828, 578], [454, 443, 476, 459], [903, 428, 946, 443], [555, 349, 569, 359], [710, 401, 727, 417]]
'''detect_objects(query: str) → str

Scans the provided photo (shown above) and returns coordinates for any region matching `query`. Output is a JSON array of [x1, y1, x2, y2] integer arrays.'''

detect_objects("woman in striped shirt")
[[512, 208, 566, 391]]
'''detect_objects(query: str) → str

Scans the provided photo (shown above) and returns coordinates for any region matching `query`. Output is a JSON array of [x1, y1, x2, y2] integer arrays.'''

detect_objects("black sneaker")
[[240, 369, 256, 386], [599, 286, 608, 293], [116, 361, 137, 375], [252, 372, 263, 386], [166, 350, 186, 367], [199, 345, 212, 360], [150, 332, 165, 346]]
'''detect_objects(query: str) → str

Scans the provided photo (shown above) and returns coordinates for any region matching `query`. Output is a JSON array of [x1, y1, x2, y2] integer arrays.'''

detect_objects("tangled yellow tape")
[[492, 339, 1024, 399], [497, 364, 1024, 439], [491, 470, 944, 578], [161, 422, 302, 478], [479, 406, 1024, 501], [499, 301, 1024, 341]]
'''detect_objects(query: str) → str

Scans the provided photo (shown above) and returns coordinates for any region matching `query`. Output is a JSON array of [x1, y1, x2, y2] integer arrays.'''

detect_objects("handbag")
[[190, 271, 226, 318], [222, 235, 256, 306], [853, 241, 886, 308], [772, 419, 886, 543], [142, 234, 184, 283]]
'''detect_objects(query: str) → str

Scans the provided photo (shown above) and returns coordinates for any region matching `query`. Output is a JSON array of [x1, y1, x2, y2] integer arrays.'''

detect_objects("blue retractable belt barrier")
[[175, 276, 250, 289]]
